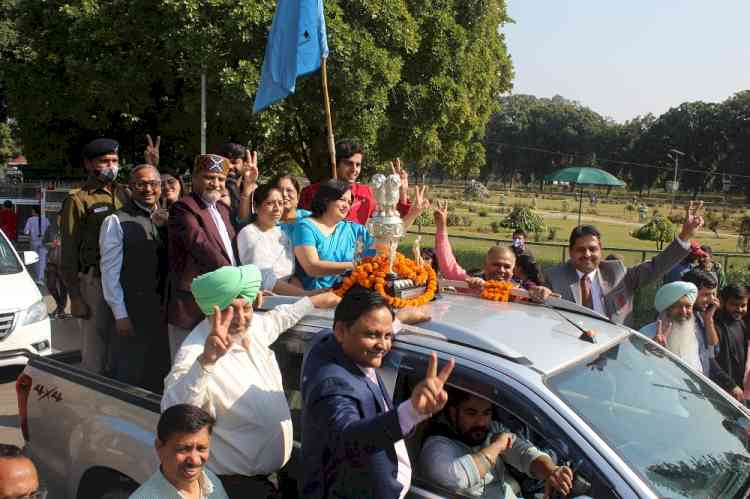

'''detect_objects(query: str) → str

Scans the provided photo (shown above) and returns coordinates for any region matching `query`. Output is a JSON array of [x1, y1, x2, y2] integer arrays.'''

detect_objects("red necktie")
[[580, 275, 593, 310]]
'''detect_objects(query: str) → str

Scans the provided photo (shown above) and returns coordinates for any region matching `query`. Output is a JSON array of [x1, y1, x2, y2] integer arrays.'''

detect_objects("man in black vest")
[[100, 164, 168, 388]]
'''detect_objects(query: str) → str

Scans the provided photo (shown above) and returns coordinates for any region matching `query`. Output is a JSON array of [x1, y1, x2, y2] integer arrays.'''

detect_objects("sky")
[[504, 1, 750, 123]]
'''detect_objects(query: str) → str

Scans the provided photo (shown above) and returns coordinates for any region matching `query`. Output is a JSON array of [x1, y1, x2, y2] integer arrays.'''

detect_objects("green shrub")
[[413, 211, 432, 228], [490, 220, 503, 233], [632, 215, 676, 250], [467, 205, 478, 213], [479, 210, 488, 217], [501, 206, 546, 233]]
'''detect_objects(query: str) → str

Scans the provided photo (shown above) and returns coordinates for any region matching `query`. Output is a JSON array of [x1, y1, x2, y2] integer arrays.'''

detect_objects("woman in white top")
[[237, 184, 310, 296]]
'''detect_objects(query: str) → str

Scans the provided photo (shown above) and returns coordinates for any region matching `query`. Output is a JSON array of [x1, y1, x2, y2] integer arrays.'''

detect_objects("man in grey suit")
[[544, 201, 704, 327]]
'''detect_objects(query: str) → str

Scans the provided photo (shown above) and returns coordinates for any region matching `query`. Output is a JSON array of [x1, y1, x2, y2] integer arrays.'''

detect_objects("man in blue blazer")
[[301, 287, 454, 499]]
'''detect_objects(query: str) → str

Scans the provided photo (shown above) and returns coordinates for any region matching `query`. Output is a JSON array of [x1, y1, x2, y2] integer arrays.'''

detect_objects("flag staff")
[[321, 57, 336, 179]]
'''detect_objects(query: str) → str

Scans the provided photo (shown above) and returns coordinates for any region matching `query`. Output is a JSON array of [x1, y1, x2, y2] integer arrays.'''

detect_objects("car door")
[[387, 344, 636, 499]]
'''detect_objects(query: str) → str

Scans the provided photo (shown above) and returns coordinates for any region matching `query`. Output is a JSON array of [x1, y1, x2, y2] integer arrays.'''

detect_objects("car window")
[[0, 234, 22, 275], [548, 334, 750, 499], [392, 351, 620, 499]]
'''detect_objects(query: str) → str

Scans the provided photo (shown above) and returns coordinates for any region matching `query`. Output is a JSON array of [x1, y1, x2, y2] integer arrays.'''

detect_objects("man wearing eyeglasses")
[[100, 164, 168, 389], [0, 444, 45, 499]]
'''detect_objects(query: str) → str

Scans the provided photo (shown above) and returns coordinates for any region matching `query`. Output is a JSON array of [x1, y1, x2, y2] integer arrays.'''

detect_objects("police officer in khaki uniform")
[[60, 138, 129, 373]]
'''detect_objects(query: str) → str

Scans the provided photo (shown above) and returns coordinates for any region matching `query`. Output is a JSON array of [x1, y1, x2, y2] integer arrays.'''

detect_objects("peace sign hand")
[[407, 185, 430, 217], [242, 150, 259, 196], [144, 134, 161, 167], [410, 353, 455, 415], [391, 158, 409, 203], [199, 305, 235, 368], [654, 319, 672, 347], [679, 200, 704, 240], [434, 199, 449, 228]]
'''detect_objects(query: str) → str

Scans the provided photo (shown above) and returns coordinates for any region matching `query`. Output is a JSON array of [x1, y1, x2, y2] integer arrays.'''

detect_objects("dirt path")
[[537, 209, 739, 239]]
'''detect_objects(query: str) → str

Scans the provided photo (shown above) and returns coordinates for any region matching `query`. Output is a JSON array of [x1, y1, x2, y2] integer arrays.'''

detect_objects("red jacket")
[[0, 208, 17, 241], [299, 181, 410, 224], [167, 193, 237, 330]]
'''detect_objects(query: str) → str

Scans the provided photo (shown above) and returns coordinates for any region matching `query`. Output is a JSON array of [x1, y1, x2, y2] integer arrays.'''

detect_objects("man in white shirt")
[[100, 164, 168, 389], [544, 201, 705, 327], [162, 264, 340, 498], [23, 205, 50, 284]]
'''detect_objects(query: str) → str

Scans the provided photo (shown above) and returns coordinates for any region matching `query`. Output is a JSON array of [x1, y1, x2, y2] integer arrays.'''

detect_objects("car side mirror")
[[23, 251, 39, 266]]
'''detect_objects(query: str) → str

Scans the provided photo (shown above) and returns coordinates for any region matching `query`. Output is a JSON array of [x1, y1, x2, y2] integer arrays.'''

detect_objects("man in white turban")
[[639, 281, 701, 371]]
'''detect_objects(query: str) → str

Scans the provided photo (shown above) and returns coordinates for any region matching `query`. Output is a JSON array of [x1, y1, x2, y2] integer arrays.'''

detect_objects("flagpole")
[[321, 57, 336, 179]]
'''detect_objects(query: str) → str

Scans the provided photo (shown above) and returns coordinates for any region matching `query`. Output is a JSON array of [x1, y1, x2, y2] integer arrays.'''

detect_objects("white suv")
[[0, 229, 52, 365]]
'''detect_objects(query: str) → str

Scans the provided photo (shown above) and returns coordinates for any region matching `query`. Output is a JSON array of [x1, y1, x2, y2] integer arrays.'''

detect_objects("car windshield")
[[547, 334, 750, 499], [0, 235, 22, 275]]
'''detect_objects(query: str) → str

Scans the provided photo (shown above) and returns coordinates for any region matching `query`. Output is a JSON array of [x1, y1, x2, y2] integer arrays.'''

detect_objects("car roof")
[[262, 292, 631, 376]]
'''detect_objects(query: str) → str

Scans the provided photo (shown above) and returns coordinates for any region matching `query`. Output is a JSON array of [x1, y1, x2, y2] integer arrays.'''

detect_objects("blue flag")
[[253, 0, 329, 113]]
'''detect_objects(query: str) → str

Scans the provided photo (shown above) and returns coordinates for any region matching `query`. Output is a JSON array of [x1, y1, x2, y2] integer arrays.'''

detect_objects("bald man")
[[434, 201, 517, 286], [0, 444, 42, 498]]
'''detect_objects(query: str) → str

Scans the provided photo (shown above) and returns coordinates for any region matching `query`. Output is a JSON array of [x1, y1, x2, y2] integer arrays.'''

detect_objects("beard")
[[201, 189, 223, 204], [460, 425, 489, 447], [665, 315, 699, 365]]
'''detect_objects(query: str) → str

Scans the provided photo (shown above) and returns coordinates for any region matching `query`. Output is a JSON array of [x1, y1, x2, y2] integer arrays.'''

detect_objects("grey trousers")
[[168, 323, 192, 363], [79, 270, 114, 374]]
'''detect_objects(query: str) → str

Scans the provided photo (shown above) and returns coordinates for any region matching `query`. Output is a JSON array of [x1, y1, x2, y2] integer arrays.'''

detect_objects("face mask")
[[97, 166, 119, 183]]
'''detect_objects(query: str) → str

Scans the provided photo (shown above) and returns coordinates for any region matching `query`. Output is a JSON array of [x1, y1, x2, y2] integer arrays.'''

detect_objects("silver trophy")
[[366, 173, 426, 299], [367, 173, 404, 273]]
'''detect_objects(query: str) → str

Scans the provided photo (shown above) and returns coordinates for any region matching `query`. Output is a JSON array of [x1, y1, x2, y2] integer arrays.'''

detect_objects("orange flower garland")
[[335, 253, 437, 308], [480, 280, 514, 302]]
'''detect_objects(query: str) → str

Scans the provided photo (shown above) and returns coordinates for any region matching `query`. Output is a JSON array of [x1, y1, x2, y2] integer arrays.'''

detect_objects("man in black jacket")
[[714, 285, 750, 397], [100, 164, 168, 388]]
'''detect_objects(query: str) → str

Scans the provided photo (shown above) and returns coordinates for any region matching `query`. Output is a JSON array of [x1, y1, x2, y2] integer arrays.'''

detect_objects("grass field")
[[398, 187, 750, 329]]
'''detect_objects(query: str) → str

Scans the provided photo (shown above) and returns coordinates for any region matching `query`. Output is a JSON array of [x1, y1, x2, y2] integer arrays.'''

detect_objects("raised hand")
[[407, 185, 430, 217], [434, 199, 449, 228], [199, 305, 235, 367], [679, 200, 705, 240], [410, 352, 455, 415], [391, 158, 408, 203], [654, 319, 672, 347], [242, 150, 259, 196], [144, 134, 160, 167]]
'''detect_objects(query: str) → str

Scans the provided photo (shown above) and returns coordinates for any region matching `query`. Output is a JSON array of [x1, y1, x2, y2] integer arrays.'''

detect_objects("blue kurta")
[[292, 217, 372, 289]]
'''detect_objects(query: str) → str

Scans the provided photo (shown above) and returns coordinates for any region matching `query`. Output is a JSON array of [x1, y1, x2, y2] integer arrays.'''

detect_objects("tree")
[[3, 0, 513, 180]]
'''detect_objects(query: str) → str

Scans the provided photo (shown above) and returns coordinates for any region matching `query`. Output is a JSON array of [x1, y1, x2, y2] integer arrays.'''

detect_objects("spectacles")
[[161, 178, 178, 187], [132, 180, 161, 190], [1, 489, 48, 499]]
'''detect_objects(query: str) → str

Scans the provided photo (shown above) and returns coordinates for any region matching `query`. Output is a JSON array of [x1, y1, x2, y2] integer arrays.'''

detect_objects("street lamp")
[[667, 148, 685, 206]]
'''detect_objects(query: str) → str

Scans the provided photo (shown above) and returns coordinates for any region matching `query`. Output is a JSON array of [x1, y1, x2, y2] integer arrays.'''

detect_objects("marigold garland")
[[335, 253, 437, 308], [480, 280, 515, 302]]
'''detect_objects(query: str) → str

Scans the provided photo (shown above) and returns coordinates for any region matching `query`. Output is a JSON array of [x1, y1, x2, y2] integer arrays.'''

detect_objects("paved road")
[[0, 294, 80, 447]]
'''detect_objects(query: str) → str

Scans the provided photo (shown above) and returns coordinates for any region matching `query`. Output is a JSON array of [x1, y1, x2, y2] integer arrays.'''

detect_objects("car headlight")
[[17, 300, 48, 327]]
